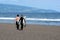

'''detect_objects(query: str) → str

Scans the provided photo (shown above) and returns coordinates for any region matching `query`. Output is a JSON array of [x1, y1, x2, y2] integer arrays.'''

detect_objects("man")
[[20, 15, 26, 30], [16, 14, 20, 30]]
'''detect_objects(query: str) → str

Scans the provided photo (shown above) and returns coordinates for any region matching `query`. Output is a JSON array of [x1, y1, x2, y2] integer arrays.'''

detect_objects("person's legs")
[[24, 23, 26, 27], [17, 24, 19, 29], [21, 24, 23, 30], [16, 22, 19, 30]]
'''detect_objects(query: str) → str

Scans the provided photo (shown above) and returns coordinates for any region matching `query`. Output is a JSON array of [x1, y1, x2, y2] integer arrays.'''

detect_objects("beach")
[[0, 23, 60, 40]]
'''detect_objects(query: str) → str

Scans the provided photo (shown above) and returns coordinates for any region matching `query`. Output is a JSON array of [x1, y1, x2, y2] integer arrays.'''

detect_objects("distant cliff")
[[0, 4, 59, 13]]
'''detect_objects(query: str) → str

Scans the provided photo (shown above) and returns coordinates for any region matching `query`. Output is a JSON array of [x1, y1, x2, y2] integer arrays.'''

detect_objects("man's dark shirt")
[[20, 17, 24, 24]]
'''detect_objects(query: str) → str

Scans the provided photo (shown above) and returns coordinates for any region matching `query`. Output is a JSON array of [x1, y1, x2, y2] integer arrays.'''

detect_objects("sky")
[[0, 0, 60, 12]]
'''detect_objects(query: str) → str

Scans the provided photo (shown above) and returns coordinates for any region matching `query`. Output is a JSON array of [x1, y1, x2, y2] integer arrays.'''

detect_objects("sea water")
[[0, 13, 60, 26]]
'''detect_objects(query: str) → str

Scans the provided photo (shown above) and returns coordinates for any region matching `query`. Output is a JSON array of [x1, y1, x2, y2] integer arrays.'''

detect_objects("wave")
[[0, 17, 60, 21]]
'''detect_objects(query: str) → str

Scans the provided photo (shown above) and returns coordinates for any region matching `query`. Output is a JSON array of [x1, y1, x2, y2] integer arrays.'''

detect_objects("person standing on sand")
[[23, 16, 26, 27], [16, 14, 20, 30], [19, 15, 25, 30]]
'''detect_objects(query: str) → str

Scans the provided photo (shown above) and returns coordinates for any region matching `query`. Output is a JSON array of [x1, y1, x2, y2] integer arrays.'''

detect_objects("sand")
[[0, 23, 60, 40]]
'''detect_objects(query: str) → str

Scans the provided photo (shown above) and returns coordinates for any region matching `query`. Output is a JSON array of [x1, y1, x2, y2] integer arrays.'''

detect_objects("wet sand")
[[0, 23, 60, 40]]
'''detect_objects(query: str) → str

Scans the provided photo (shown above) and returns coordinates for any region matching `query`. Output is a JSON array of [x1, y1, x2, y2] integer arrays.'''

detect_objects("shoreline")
[[0, 23, 60, 26]]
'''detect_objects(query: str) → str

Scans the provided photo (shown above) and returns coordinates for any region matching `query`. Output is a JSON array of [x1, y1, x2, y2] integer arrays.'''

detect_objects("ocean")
[[0, 13, 60, 26]]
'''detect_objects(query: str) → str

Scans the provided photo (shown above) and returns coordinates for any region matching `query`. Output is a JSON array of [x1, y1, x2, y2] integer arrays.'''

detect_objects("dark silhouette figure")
[[16, 14, 20, 30], [23, 16, 26, 27], [20, 15, 24, 30]]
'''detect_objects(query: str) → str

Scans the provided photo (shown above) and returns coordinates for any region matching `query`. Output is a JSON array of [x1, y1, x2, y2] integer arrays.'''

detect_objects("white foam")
[[0, 17, 60, 21], [26, 18, 60, 21], [0, 17, 15, 20]]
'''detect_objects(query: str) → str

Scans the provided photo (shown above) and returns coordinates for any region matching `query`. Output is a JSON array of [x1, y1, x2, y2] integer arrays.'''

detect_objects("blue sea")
[[0, 13, 60, 26]]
